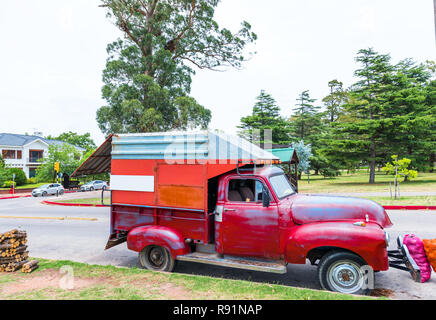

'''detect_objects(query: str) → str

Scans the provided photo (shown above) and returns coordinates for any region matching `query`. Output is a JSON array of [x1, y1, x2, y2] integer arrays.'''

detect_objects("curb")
[[41, 200, 108, 208], [0, 215, 98, 221], [0, 195, 32, 200], [383, 206, 436, 211]]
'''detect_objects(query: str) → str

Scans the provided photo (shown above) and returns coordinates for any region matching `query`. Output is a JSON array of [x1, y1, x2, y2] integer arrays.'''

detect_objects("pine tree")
[[238, 90, 290, 145]]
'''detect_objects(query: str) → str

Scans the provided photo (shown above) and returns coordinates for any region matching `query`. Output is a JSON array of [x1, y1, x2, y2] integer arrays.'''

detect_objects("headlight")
[[385, 231, 390, 247]]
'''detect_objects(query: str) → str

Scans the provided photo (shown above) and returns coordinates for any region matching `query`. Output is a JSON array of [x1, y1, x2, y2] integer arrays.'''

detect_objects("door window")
[[227, 179, 264, 203]]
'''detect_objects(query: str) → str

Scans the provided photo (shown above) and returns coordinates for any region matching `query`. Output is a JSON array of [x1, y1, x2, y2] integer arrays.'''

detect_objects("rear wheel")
[[318, 251, 373, 295], [42, 191, 47, 197], [139, 245, 176, 272]]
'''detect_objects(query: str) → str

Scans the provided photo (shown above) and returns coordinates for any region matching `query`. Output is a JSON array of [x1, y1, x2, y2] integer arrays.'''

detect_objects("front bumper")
[[388, 235, 421, 282]]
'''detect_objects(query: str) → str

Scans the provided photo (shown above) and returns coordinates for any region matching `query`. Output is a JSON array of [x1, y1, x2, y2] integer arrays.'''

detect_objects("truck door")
[[220, 177, 280, 260]]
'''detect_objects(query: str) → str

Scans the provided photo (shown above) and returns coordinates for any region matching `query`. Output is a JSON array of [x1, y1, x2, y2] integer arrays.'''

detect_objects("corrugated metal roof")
[[265, 148, 299, 164], [71, 135, 113, 177], [72, 131, 279, 177], [113, 131, 278, 161]]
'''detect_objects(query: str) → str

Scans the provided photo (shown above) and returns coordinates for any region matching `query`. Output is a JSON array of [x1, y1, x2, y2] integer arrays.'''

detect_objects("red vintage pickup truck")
[[73, 132, 418, 295]]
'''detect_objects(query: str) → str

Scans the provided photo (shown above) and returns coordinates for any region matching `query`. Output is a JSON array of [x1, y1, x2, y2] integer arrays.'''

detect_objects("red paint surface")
[[112, 204, 206, 241], [291, 195, 393, 228], [127, 225, 190, 258], [109, 162, 392, 272], [285, 222, 389, 271]]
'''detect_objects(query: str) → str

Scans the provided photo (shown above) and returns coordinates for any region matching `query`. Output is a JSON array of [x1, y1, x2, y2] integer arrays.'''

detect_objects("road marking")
[[0, 216, 98, 221]]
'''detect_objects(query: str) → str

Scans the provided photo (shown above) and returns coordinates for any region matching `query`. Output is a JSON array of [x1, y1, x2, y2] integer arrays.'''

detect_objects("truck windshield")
[[269, 174, 296, 199]]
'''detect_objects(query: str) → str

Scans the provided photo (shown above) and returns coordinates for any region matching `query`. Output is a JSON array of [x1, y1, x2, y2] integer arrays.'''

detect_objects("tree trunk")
[[369, 139, 376, 184]]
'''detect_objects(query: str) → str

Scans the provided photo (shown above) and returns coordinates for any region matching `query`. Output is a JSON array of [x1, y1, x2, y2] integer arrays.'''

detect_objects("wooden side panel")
[[158, 185, 204, 210], [157, 164, 205, 210]]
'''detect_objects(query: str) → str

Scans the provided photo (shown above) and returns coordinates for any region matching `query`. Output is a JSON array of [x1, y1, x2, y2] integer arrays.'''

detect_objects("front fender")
[[285, 222, 389, 271], [127, 225, 190, 259]]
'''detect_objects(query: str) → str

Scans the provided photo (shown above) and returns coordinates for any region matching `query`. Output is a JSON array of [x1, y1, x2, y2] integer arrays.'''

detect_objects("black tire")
[[42, 191, 47, 197], [59, 190, 64, 195], [90, 187, 94, 191], [139, 245, 176, 272], [318, 251, 373, 295]]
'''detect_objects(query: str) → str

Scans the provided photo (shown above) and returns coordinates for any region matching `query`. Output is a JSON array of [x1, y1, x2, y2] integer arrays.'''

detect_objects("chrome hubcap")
[[149, 247, 165, 268], [328, 261, 362, 294]]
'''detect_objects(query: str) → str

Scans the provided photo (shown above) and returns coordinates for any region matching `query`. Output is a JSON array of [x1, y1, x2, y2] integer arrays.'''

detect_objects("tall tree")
[[289, 90, 328, 175], [97, 0, 256, 135], [322, 80, 348, 123], [380, 59, 436, 172], [332, 48, 394, 183], [291, 90, 320, 140], [238, 90, 290, 145]]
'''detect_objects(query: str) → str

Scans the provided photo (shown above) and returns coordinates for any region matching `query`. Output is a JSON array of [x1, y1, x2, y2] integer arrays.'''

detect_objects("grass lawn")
[[365, 196, 436, 206], [297, 170, 436, 194], [0, 258, 382, 300], [0, 183, 49, 191], [55, 197, 110, 206]]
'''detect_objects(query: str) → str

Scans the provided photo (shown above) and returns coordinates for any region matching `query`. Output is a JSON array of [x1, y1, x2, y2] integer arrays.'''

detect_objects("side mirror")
[[262, 187, 270, 208]]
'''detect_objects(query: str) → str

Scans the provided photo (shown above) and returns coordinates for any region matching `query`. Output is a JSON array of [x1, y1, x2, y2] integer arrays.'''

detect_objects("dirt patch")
[[0, 269, 106, 295], [125, 274, 193, 299], [371, 288, 395, 298], [158, 282, 193, 300]]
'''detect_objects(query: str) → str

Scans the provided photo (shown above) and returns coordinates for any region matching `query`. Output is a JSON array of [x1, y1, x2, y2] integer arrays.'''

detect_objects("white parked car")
[[32, 184, 64, 197], [80, 180, 108, 192]]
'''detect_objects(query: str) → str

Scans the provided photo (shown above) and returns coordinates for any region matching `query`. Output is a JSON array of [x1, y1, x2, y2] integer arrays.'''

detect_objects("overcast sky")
[[0, 0, 435, 145]]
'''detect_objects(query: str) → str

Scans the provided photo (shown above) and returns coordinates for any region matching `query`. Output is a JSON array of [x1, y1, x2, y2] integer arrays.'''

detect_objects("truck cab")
[[73, 132, 393, 295]]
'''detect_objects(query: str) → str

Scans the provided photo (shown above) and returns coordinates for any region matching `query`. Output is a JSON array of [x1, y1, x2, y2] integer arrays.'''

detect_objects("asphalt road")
[[0, 192, 435, 300]]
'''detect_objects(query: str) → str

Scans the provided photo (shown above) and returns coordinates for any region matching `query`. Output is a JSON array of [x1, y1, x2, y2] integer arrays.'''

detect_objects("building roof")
[[265, 147, 299, 164], [0, 133, 85, 151]]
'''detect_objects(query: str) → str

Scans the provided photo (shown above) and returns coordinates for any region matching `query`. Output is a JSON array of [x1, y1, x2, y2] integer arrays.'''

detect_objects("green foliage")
[[36, 144, 83, 183], [7, 168, 27, 186], [292, 140, 312, 175], [27, 177, 37, 185], [46, 132, 96, 152], [2, 181, 16, 188], [322, 80, 348, 123], [238, 90, 290, 144], [97, 0, 256, 135], [382, 155, 418, 183], [325, 48, 435, 183]]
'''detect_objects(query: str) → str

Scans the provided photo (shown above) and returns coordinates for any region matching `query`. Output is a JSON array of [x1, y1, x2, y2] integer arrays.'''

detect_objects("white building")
[[0, 133, 85, 178]]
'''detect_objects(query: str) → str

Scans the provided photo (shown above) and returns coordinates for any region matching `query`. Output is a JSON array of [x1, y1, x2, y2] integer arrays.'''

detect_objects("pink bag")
[[403, 234, 432, 283]]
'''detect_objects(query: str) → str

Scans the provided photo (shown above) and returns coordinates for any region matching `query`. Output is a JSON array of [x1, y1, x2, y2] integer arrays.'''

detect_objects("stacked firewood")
[[0, 229, 39, 273]]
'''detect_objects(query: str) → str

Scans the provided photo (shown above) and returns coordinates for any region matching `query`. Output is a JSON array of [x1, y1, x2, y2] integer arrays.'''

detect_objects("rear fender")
[[285, 222, 389, 271], [127, 226, 190, 259]]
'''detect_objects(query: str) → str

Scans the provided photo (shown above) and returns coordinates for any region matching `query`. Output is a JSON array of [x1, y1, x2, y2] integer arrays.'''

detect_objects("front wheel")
[[318, 251, 373, 295], [139, 245, 176, 272]]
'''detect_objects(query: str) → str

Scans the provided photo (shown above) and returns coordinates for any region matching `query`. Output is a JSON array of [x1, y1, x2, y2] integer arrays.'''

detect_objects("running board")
[[176, 252, 287, 274]]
